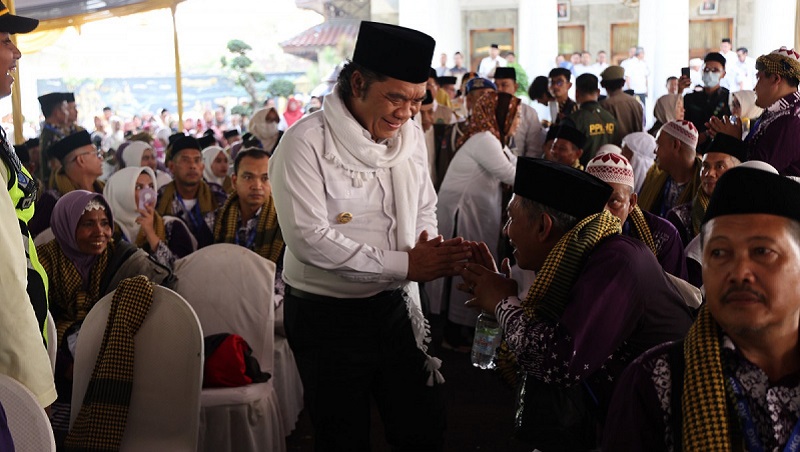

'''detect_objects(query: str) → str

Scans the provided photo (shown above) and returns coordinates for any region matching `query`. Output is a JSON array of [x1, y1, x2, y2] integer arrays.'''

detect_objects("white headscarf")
[[202, 146, 227, 186], [731, 90, 763, 119], [622, 132, 657, 194], [249, 107, 280, 152], [103, 166, 158, 242], [121, 141, 151, 168]]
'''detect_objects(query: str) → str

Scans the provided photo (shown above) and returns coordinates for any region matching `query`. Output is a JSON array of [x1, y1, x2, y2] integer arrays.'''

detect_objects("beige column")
[[752, 0, 797, 56], [398, 0, 462, 67], [518, 0, 558, 83]]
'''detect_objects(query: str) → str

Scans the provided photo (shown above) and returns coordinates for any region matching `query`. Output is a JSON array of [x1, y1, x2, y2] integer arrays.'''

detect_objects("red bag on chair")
[[203, 333, 271, 388]]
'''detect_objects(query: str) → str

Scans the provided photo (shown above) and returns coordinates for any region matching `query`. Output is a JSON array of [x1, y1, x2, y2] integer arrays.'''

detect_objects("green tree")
[[267, 79, 295, 99], [221, 39, 265, 106]]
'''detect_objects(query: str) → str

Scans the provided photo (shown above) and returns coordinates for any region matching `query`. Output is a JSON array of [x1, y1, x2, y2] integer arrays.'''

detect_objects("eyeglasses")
[[550, 79, 566, 87], [70, 149, 103, 164], [703, 68, 723, 73]]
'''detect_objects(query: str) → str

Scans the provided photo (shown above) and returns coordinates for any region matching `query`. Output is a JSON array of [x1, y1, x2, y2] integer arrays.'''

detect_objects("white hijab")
[[202, 146, 227, 186], [121, 141, 151, 168], [622, 132, 657, 194], [103, 166, 158, 242]]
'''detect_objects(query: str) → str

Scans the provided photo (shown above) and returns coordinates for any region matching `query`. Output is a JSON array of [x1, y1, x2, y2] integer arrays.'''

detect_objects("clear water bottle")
[[471, 311, 502, 369]]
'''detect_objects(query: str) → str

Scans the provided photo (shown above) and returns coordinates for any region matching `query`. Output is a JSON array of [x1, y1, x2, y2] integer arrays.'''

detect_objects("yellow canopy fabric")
[[28, 0, 182, 33]]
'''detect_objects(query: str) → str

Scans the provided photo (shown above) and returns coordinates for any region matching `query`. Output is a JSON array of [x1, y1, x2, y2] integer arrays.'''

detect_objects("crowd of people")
[[4, 3, 800, 451]]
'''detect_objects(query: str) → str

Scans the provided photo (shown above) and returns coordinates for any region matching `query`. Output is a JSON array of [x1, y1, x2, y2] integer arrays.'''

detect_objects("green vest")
[[0, 137, 49, 340]]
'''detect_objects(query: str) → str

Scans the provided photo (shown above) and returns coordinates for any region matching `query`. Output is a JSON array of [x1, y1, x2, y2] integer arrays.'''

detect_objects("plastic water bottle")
[[471, 312, 502, 369]]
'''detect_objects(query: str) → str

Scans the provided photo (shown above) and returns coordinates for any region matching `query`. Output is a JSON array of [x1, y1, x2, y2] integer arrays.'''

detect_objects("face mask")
[[702, 71, 721, 88]]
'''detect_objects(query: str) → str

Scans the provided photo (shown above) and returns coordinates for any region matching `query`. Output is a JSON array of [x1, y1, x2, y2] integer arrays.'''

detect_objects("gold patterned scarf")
[[53, 168, 105, 196], [36, 239, 110, 343], [64, 276, 154, 452], [682, 305, 732, 451], [627, 206, 657, 256], [637, 158, 703, 215], [690, 188, 711, 238], [155, 180, 219, 218], [114, 213, 167, 249], [497, 210, 622, 385], [212, 193, 284, 263]]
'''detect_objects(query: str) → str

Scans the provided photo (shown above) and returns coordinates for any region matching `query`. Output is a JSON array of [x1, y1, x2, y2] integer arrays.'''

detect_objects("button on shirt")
[[269, 113, 438, 299]]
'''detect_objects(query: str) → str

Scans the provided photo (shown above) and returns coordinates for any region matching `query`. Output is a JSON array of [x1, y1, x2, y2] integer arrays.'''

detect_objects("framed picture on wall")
[[699, 0, 718, 15], [557, 2, 570, 21]]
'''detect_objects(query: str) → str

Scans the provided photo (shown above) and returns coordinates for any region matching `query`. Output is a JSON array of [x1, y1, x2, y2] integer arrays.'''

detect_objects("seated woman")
[[104, 166, 195, 267], [426, 90, 520, 351], [36, 190, 173, 444], [120, 140, 173, 188], [202, 145, 233, 193]]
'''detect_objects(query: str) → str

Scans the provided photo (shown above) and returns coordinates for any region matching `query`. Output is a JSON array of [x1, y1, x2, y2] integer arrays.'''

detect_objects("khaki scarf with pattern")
[[113, 214, 167, 250], [64, 276, 154, 452], [682, 305, 732, 451], [155, 180, 219, 218], [36, 240, 110, 343], [212, 193, 284, 263], [690, 188, 710, 238], [637, 158, 702, 215], [627, 206, 657, 256], [497, 210, 622, 385], [53, 168, 105, 196]]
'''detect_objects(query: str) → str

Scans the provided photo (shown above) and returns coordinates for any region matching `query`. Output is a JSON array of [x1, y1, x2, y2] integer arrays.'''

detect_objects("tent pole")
[[171, 1, 183, 131], [8, 0, 24, 145]]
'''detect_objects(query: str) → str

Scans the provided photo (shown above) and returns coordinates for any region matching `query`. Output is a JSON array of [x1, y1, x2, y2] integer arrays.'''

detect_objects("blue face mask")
[[702, 71, 721, 88]]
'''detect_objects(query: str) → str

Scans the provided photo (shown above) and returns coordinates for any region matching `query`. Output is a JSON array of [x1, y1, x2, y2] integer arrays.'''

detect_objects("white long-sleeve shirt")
[[0, 161, 57, 407], [269, 111, 438, 298], [512, 103, 545, 158]]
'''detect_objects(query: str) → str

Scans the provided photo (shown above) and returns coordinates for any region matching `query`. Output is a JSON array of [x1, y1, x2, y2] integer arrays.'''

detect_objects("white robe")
[[426, 131, 516, 325]]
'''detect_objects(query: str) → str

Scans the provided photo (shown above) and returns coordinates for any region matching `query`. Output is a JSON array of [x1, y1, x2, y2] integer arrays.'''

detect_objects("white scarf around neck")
[[323, 85, 444, 385]]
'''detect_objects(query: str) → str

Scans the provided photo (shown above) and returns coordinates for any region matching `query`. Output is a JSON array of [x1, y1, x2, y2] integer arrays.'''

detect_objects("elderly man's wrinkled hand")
[[459, 259, 517, 313]]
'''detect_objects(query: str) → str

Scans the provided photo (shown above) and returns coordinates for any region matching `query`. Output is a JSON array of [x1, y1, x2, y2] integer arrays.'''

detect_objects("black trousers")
[[284, 287, 446, 452]]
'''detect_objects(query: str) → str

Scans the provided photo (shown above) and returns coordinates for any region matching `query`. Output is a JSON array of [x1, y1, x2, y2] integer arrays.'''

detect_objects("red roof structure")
[[280, 19, 360, 61]]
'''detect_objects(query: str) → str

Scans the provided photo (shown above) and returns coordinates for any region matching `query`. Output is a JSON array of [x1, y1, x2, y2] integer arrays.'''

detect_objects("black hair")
[[666, 76, 678, 83], [601, 78, 626, 92], [548, 67, 572, 81], [575, 73, 599, 94], [528, 76, 552, 100], [336, 60, 389, 101], [234, 146, 271, 175]]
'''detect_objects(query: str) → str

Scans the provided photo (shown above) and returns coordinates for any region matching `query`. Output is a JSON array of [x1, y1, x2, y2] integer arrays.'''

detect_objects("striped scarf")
[[497, 210, 621, 385], [155, 180, 219, 218], [212, 193, 284, 264], [64, 276, 154, 452], [627, 206, 657, 256], [682, 305, 732, 451], [690, 188, 710, 238], [36, 240, 110, 343]]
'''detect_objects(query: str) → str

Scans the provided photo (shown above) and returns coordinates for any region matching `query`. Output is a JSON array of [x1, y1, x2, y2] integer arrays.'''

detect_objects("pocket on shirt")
[[325, 179, 363, 200]]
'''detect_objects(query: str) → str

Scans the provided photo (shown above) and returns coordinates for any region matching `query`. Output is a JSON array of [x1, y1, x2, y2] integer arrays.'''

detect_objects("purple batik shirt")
[[748, 92, 800, 176], [626, 208, 688, 280], [495, 235, 694, 415]]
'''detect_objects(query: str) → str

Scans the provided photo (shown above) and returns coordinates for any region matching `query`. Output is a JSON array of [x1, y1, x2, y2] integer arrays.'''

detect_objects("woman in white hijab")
[[202, 146, 232, 192], [103, 166, 194, 267], [730, 90, 763, 138], [121, 141, 173, 188], [621, 132, 657, 194], [249, 107, 282, 155]]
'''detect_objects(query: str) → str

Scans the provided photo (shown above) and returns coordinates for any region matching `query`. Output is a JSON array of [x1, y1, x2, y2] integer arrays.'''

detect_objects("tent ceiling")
[[15, 0, 181, 26]]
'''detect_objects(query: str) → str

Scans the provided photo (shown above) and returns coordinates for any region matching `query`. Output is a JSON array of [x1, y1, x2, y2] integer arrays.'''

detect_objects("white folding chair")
[[70, 285, 204, 451], [173, 243, 285, 452], [33, 227, 55, 248], [46, 310, 56, 374], [0, 374, 56, 452], [273, 335, 304, 435]]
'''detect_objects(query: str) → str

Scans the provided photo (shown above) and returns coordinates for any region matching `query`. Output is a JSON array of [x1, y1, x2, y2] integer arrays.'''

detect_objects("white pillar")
[[398, 0, 461, 68], [638, 0, 689, 127], [518, 0, 558, 84], [752, 0, 797, 57]]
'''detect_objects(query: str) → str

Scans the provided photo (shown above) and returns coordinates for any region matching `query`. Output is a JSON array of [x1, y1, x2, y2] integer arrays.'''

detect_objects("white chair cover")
[[273, 336, 304, 434], [0, 374, 56, 452], [70, 285, 204, 451], [173, 243, 285, 452], [33, 227, 55, 247], [46, 310, 56, 374]]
